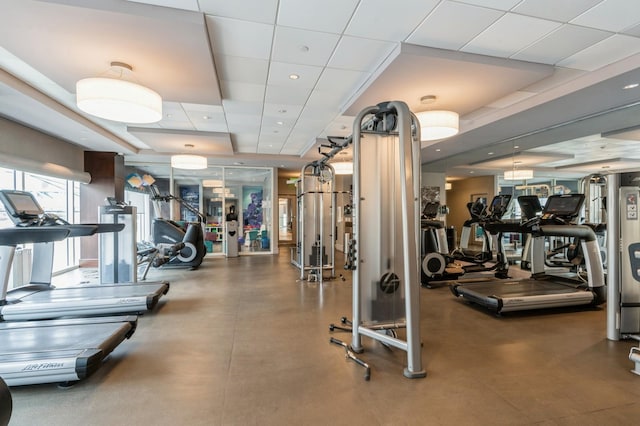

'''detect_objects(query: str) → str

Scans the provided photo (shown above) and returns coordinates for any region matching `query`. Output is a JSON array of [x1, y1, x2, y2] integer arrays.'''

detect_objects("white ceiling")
[[1, 0, 640, 180]]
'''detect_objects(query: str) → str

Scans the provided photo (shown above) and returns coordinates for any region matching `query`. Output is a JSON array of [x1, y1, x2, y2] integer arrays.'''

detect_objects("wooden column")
[[80, 152, 124, 267]]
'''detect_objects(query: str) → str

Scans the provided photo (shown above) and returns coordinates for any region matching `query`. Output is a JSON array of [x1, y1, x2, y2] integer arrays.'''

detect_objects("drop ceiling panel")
[[160, 102, 190, 122], [513, 0, 603, 22], [556, 34, 640, 71], [258, 132, 288, 145], [272, 27, 340, 67], [462, 13, 562, 58], [513, 25, 612, 65], [267, 62, 323, 89], [262, 103, 303, 119], [277, 0, 359, 33], [220, 81, 265, 103], [214, 55, 269, 84], [264, 84, 312, 105], [327, 36, 396, 72], [407, 1, 503, 51], [571, 0, 640, 32], [181, 103, 224, 114], [455, 0, 522, 10], [345, 0, 439, 41], [306, 89, 350, 108], [187, 111, 228, 132], [624, 22, 640, 37], [128, 127, 233, 154], [345, 44, 554, 116], [315, 68, 369, 94], [225, 113, 261, 129], [206, 16, 273, 60], [295, 116, 332, 134], [223, 99, 262, 115], [199, 0, 278, 24]]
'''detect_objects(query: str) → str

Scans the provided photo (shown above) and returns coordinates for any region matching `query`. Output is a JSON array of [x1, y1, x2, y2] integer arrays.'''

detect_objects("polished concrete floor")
[[8, 249, 640, 425]]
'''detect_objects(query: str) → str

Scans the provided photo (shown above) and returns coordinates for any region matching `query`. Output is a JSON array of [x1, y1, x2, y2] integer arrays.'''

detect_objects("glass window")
[[0, 167, 82, 273]]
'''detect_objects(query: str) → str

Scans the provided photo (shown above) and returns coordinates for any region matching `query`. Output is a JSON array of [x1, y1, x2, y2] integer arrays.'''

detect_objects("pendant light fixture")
[[76, 61, 162, 124], [171, 144, 207, 170], [504, 145, 533, 180], [415, 95, 459, 141]]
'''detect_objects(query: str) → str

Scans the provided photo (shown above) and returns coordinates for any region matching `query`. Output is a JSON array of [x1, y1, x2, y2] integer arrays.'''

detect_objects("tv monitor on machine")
[[543, 194, 585, 218], [0, 190, 44, 222], [517, 195, 542, 221]]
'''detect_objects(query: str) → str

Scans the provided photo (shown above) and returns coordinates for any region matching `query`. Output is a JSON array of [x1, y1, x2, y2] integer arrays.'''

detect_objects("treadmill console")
[[0, 190, 68, 226], [0, 190, 44, 224], [541, 194, 585, 222], [517, 195, 542, 221]]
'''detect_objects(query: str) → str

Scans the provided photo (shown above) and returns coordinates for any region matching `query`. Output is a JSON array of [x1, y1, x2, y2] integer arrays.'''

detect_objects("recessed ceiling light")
[[435, 148, 441, 152], [166, 113, 172, 118], [203, 115, 211, 120], [289, 74, 300, 80], [624, 83, 639, 90], [233, 162, 244, 165], [469, 171, 474, 174], [514, 145, 519, 149], [276, 121, 284, 125], [488, 152, 494, 155]]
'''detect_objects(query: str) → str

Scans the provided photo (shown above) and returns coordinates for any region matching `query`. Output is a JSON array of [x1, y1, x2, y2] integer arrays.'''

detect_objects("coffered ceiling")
[[1, 0, 640, 179]]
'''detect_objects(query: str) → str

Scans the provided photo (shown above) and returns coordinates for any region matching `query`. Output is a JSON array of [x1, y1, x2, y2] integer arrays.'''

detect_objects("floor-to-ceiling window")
[[0, 167, 81, 273]]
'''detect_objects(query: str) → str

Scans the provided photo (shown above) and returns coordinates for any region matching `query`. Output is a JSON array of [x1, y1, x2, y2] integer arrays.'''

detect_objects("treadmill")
[[517, 195, 543, 270], [0, 190, 169, 321], [450, 194, 607, 314], [0, 227, 137, 386]]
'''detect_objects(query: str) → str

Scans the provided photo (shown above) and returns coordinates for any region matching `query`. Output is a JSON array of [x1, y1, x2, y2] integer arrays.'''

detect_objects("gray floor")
[[8, 250, 640, 425]]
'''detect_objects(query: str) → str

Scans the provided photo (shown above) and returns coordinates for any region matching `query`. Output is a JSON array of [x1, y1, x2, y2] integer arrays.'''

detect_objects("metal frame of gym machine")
[[291, 162, 339, 283], [329, 101, 425, 380], [606, 172, 640, 375]]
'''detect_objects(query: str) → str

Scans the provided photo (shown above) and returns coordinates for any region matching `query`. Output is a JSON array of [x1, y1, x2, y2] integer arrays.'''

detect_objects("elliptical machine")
[[148, 184, 207, 269]]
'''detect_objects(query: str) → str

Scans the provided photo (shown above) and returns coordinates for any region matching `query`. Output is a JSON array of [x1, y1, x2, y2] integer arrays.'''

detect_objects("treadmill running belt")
[[451, 279, 596, 313]]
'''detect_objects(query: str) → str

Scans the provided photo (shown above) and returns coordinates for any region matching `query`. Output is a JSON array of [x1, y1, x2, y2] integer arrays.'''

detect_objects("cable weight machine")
[[291, 162, 342, 283], [328, 101, 426, 380]]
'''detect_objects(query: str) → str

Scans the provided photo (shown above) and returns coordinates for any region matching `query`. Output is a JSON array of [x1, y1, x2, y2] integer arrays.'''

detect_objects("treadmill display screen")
[[518, 196, 542, 220], [543, 194, 585, 217], [0, 190, 44, 218]]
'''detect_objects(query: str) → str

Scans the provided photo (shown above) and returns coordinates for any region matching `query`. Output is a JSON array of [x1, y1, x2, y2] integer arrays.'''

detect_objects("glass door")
[[278, 196, 295, 244]]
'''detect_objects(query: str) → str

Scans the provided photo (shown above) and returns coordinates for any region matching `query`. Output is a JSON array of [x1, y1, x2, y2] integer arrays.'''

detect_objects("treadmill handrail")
[[537, 224, 597, 242], [0, 228, 71, 246]]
